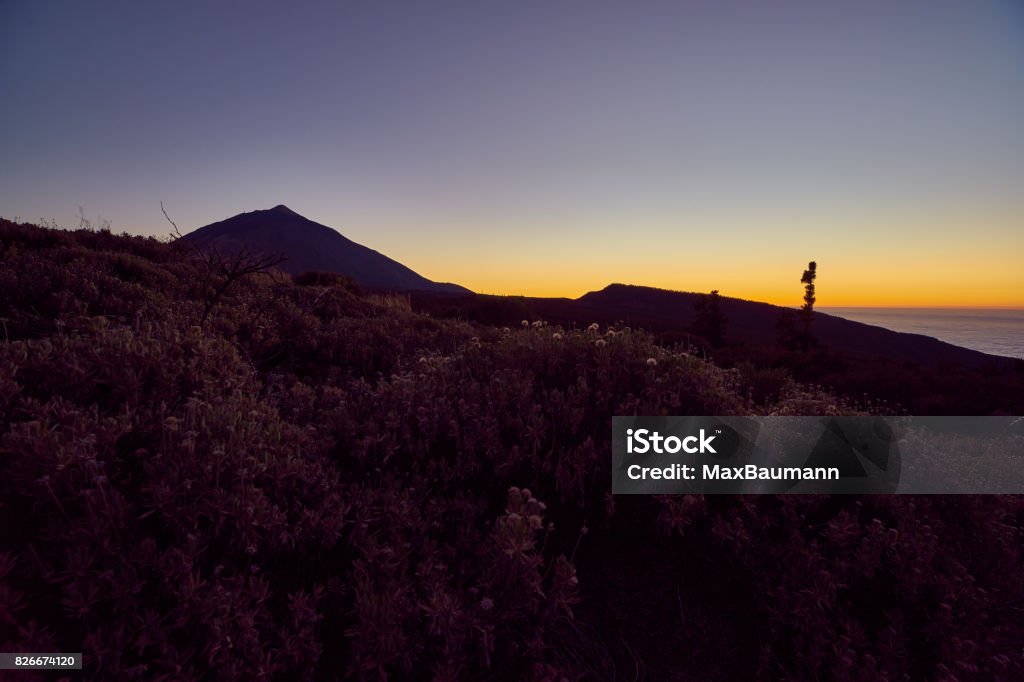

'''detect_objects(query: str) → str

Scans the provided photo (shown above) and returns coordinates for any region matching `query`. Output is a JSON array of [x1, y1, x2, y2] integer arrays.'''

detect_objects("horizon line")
[[4, 215, 1021, 310]]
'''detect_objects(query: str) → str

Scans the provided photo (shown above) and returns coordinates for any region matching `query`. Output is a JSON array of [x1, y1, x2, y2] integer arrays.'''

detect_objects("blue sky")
[[2, 1, 1023, 303]]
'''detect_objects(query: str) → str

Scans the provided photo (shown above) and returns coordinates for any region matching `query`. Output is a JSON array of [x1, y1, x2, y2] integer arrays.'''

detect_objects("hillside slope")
[[1, 219, 1023, 680], [411, 284, 1007, 368], [578, 284, 1002, 367]]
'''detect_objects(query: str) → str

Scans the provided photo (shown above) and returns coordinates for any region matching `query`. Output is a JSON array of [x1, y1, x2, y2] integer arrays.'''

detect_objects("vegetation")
[[1, 219, 1022, 680], [775, 260, 818, 352], [693, 289, 727, 349], [799, 261, 817, 350]]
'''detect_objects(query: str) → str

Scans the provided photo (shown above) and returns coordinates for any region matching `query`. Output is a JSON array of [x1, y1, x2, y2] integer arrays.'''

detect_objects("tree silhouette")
[[694, 289, 727, 348], [800, 261, 817, 351], [161, 201, 287, 324], [776, 309, 798, 350], [776, 261, 817, 351]]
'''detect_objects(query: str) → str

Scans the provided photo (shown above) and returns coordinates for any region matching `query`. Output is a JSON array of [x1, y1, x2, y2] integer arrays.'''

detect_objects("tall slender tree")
[[799, 261, 817, 351]]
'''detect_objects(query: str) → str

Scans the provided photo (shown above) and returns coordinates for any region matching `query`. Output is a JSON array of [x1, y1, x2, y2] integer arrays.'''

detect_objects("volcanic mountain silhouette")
[[184, 205, 470, 293]]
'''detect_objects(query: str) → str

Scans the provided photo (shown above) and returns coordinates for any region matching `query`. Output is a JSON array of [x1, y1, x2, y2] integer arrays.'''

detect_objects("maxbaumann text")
[[626, 464, 841, 481]]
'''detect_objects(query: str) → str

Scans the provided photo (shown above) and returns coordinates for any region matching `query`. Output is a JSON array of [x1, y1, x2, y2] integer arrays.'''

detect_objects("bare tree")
[[161, 200, 184, 241], [160, 201, 288, 324], [196, 246, 288, 323]]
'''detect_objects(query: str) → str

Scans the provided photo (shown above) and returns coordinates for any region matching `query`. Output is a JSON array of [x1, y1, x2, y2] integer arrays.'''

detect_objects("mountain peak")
[[184, 207, 471, 294], [266, 204, 297, 215]]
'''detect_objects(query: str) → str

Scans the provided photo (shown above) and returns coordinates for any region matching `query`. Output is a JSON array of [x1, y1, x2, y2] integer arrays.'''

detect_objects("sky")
[[1, 1, 1023, 306]]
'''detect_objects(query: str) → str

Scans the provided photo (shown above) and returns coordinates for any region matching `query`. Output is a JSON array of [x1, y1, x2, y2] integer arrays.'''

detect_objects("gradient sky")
[[2, 1, 1023, 306]]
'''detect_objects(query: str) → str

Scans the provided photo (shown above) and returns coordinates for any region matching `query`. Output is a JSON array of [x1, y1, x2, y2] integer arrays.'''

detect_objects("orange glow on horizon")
[[458, 281, 1024, 309], [401, 260, 1024, 308], [370, 207, 1024, 309], [400, 248, 1023, 308]]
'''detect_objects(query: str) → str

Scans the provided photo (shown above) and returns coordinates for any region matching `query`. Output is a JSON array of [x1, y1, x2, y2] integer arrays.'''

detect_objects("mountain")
[[576, 284, 1000, 366], [182, 207, 1005, 368], [183, 205, 470, 293], [410, 284, 1009, 368]]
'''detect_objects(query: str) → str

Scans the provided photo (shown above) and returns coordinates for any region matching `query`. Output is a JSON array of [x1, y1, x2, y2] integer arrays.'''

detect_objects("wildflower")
[[552, 333, 562, 340], [587, 322, 599, 332], [531, 320, 543, 328], [646, 357, 658, 367], [521, 319, 529, 327], [595, 339, 606, 348], [480, 597, 494, 611]]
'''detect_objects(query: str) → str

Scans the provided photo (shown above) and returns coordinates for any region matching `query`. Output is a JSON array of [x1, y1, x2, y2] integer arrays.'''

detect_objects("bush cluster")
[[1, 219, 1022, 680]]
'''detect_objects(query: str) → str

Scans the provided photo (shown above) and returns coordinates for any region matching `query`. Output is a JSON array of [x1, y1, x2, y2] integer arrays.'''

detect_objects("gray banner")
[[612, 416, 1024, 494]]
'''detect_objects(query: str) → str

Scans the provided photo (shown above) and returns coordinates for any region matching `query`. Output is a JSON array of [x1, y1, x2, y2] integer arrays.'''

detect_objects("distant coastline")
[[820, 307, 1024, 359]]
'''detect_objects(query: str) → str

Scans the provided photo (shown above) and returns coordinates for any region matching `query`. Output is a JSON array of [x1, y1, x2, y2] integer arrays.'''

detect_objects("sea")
[[819, 307, 1024, 360]]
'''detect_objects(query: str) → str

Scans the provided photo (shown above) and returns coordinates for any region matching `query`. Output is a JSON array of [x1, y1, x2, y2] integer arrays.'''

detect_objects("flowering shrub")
[[1, 219, 1022, 680]]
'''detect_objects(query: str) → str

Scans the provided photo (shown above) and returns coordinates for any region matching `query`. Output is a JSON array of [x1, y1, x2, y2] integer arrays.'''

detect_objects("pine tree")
[[799, 261, 817, 351]]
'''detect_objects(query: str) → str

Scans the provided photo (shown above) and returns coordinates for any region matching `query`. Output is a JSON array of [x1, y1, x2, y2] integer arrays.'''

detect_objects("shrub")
[[1, 219, 1021, 680]]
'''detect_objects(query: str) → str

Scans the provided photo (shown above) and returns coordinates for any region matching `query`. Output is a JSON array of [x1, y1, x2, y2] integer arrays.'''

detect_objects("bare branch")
[[198, 244, 288, 324], [160, 200, 183, 240]]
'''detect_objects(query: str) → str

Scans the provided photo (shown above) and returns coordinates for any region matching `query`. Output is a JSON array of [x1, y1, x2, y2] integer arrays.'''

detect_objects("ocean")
[[820, 308, 1024, 360]]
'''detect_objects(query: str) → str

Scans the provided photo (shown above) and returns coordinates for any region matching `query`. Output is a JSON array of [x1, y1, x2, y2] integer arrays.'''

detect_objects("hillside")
[[578, 284, 1003, 367], [1, 219, 1023, 680], [414, 284, 1006, 368], [184, 204, 470, 293], [182, 207, 1005, 369]]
